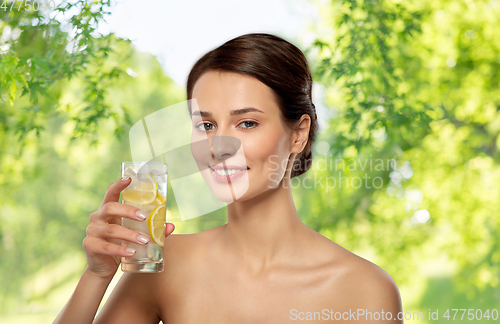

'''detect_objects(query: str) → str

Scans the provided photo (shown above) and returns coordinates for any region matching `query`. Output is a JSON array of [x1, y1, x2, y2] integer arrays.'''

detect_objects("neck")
[[220, 179, 309, 274]]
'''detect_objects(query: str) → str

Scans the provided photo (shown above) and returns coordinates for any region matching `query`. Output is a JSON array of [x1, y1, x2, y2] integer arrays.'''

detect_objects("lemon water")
[[120, 162, 168, 273]]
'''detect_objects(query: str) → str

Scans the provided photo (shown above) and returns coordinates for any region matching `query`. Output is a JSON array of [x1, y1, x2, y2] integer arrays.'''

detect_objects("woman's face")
[[190, 70, 295, 203]]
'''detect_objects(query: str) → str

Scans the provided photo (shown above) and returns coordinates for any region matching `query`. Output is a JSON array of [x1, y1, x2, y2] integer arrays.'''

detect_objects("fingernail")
[[121, 176, 131, 182], [135, 210, 147, 220], [137, 235, 149, 245], [126, 247, 136, 255]]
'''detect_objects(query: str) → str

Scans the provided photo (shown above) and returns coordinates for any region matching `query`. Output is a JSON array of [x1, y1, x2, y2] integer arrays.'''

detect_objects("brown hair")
[[187, 33, 318, 178]]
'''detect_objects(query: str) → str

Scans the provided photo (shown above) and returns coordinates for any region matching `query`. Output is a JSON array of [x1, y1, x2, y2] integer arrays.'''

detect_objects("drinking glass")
[[120, 162, 168, 272]]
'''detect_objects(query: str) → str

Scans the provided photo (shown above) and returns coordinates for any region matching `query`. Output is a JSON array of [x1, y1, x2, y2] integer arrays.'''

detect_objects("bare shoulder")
[[163, 225, 222, 257], [160, 225, 223, 276], [316, 235, 403, 321], [342, 252, 402, 307]]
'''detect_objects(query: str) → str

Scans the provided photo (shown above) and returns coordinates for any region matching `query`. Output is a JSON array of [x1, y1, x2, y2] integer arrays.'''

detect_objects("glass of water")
[[120, 162, 168, 273]]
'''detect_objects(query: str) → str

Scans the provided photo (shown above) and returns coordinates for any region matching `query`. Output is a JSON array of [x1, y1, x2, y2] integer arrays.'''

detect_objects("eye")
[[239, 121, 258, 129], [195, 122, 215, 132]]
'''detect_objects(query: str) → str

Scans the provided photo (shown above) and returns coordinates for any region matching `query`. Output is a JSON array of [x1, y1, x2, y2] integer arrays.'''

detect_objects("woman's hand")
[[82, 176, 175, 279]]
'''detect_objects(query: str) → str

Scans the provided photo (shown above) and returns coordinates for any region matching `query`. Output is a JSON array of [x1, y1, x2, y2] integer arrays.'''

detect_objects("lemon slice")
[[122, 173, 157, 205], [154, 193, 166, 205], [148, 205, 166, 247]]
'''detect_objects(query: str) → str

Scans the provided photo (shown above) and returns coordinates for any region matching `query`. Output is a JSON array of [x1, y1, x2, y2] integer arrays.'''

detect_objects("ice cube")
[[137, 172, 154, 183], [149, 168, 166, 176], [123, 166, 137, 177]]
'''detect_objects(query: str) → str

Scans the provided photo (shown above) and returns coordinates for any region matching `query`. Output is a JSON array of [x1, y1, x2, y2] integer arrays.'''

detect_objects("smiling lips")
[[209, 164, 249, 182]]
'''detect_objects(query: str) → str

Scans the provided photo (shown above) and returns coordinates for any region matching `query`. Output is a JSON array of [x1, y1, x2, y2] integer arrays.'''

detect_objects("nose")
[[210, 135, 241, 165]]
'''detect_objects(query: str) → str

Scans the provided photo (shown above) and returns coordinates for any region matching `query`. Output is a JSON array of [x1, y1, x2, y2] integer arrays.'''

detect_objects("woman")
[[55, 33, 403, 323]]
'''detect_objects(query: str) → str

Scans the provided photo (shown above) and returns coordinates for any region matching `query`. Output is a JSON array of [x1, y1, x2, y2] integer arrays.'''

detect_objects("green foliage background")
[[1, 0, 499, 322]]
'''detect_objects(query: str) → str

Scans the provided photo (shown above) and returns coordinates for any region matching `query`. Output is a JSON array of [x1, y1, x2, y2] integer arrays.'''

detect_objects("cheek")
[[245, 129, 290, 174]]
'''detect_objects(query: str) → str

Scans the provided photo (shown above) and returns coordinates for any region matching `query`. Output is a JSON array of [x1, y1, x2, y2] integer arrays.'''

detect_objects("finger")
[[165, 223, 175, 237], [100, 177, 132, 208], [87, 223, 150, 245], [83, 236, 136, 257], [93, 201, 148, 223]]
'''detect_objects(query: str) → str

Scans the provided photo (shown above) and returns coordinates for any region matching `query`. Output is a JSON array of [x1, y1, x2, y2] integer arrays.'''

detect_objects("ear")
[[290, 114, 311, 154]]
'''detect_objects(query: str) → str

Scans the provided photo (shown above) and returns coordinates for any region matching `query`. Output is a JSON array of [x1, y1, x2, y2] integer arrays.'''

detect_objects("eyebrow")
[[192, 107, 264, 117]]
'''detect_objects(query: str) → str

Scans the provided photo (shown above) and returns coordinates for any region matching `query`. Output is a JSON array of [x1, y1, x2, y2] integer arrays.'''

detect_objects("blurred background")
[[1, 0, 499, 322]]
